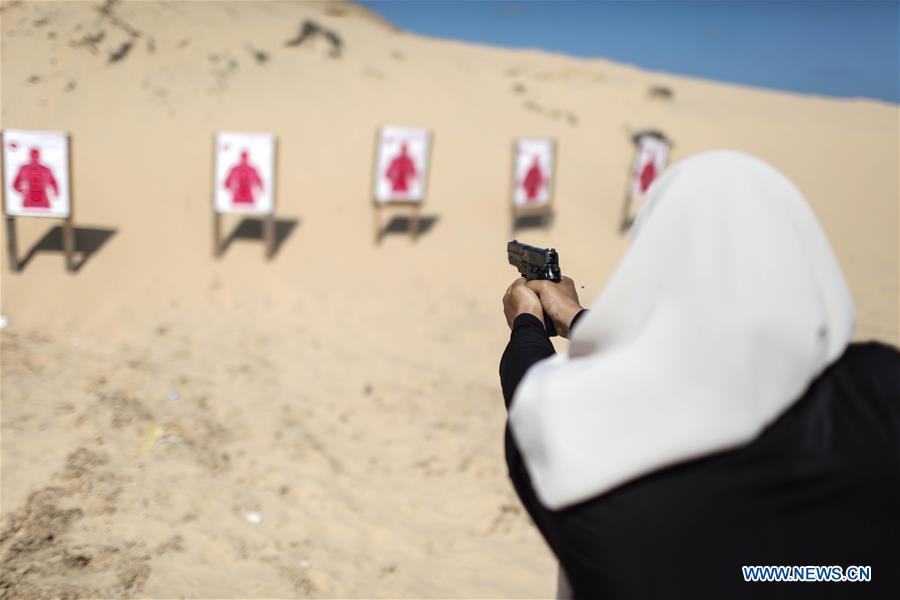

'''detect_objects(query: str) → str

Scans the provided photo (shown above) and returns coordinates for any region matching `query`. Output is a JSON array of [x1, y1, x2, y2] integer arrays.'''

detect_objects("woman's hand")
[[526, 276, 583, 338], [503, 278, 544, 329]]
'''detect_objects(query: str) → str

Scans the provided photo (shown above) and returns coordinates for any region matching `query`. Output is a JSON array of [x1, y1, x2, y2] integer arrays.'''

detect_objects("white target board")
[[2, 129, 71, 218], [513, 138, 555, 208], [629, 135, 670, 198], [214, 132, 275, 215], [374, 126, 430, 203]]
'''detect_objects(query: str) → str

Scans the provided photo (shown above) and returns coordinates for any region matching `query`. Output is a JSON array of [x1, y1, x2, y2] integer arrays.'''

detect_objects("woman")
[[500, 151, 899, 599]]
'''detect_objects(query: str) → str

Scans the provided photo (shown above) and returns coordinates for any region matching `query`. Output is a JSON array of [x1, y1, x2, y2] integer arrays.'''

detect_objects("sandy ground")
[[0, 1, 897, 598]]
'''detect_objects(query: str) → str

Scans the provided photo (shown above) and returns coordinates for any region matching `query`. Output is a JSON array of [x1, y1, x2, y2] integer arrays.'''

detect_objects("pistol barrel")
[[507, 240, 561, 282]]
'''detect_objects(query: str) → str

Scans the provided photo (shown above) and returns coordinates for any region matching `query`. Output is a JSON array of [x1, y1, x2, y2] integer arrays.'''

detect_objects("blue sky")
[[359, 1, 900, 103]]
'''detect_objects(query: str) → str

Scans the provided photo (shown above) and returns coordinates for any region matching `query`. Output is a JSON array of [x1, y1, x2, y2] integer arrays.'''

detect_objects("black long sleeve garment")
[[499, 317, 900, 600]]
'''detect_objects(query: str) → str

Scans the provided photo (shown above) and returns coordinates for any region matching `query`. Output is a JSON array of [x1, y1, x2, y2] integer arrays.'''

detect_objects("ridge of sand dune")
[[1, 1, 897, 597]]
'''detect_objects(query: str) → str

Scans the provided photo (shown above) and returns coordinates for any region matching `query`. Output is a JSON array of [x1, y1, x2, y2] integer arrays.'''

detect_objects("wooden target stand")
[[620, 129, 672, 232], [212, 210, 276, 260], [1, 135, 76, 273], [211, 134, 278, 260], [510, 197, 555, 234], [371, 127, 432, 243], [510, 138, 556, 234], [372, 200, 423, 242], [3, 214, 76, 272]]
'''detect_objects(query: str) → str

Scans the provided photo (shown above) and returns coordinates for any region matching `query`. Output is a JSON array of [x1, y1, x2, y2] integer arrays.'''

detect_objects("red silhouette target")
[[3, 129, 70, 218], [629, 134, 670, 199], [513, 138, 555, 207], [214, 132, 275, 214], [374, 127, 430, 203]]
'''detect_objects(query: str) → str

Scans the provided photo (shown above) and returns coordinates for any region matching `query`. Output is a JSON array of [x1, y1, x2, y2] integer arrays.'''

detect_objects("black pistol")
[[507, 240, 561, 337]]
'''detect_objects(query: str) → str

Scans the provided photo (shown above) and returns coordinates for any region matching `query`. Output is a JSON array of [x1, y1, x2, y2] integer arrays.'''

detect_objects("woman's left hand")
[[526, 276, 583, 338], [503, 278, 544, 329]]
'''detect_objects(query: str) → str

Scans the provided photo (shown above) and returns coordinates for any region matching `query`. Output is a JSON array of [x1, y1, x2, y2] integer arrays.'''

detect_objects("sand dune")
[[1, 1, 897, 597]]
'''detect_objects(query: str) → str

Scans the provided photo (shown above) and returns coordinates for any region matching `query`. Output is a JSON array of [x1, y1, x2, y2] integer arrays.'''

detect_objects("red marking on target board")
[[385, 144, 418, 193], [522, 155, 545, 202], [224, 150, 264, 205], [14, 148, 60, 209]]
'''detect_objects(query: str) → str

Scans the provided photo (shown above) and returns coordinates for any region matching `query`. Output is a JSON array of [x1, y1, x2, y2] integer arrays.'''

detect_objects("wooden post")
[[264, 213, 275, 259], [213, 211, 222, 257], [63, 215, 76, 272], [373, 203, 381, 242], [410, 203, 420, 241], [619, 171, 634, 232], [2, 133, 17, 272], [5, 216, 18, 272], [211, 133, 221, 258], [267, 136, 278, 259], [65, 133, 75, 272]]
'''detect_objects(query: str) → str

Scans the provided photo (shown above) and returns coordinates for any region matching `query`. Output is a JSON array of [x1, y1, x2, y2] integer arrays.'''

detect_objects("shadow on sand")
[[512, 213, 554, 233], [376, 215, 439, 243], [220, 217, 299, 258], [16, 225, 116, 273]]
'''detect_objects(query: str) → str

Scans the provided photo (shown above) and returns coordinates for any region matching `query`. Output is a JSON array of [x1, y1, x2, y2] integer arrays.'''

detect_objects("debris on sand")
[[108, 40, 133, 64], [284, 19, 343, 58], [209, 54, 239, 92], [71, 29, 105, 54], [98, 0, 141, 39], [324, 5, 347, 17], [98, 0, 117, 18], [323, 31, 342, 58], [134, 424, 166, 457], [246, 44, 269, 64], [0, 1, 24, 14], [521, 98, 580, 127], [648, 84, 674, 101]]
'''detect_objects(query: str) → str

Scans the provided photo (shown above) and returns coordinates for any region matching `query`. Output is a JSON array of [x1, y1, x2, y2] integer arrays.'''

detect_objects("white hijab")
[[509, 150, 856, 510]]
